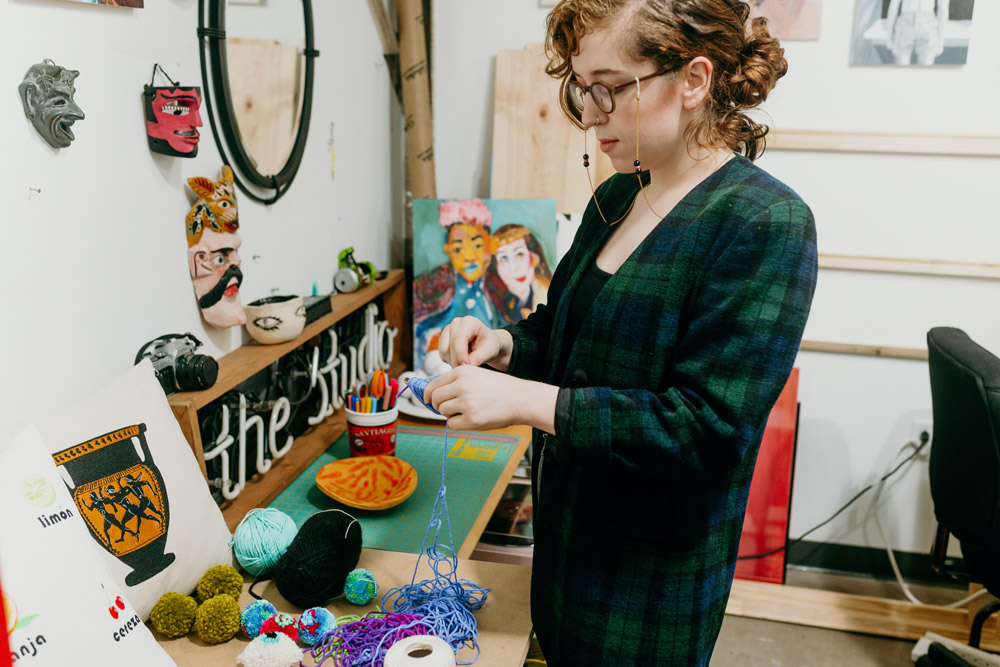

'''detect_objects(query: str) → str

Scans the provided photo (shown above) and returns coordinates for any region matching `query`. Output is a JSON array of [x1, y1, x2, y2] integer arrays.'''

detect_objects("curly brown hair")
[[545, 0, 787, 160]]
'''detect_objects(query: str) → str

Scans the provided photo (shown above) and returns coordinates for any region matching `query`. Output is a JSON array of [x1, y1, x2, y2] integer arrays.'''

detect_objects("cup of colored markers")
[[344, 371, 400, 457]]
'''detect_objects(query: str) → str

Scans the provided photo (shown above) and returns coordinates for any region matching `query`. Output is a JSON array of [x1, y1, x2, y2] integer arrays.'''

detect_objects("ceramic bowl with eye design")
[[244, 295, 306, 344]]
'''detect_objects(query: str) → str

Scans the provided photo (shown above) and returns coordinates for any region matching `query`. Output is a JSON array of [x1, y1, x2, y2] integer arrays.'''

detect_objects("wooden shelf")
[[166, 269, 410, 530], [169, 270, 405, 412]]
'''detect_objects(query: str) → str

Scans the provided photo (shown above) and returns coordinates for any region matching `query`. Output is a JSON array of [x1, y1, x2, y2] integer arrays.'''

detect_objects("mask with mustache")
[[187, 167, 246, 328], [19, 60, 85, 149]]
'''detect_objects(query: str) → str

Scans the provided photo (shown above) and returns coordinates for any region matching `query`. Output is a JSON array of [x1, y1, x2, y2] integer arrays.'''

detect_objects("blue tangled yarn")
[[377, 416, 490, 664]]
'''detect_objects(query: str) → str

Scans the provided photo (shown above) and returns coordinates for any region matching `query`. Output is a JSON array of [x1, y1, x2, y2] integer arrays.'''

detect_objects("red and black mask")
[[143, 85, 202, 157]]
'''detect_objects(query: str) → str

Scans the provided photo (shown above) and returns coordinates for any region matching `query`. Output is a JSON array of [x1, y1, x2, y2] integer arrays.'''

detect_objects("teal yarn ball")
[[240, 599, 277, 638], [297, 607, 337, 646], [231, 508, 298, 577], [343, 568, 378, 606]]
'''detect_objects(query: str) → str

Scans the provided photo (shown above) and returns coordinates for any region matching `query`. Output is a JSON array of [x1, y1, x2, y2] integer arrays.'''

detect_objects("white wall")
[[1, 0, 401, 428], [433, 0, 1000, 555]]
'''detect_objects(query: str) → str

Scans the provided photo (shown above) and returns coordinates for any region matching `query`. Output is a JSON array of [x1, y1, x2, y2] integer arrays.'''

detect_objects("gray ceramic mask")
[[19, 60, 85, 149]]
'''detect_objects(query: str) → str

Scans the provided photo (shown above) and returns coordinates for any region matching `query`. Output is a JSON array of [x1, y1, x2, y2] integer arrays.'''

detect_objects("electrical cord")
[[738, 430, 989, 609], [738, 430, 933, 562], [870, 439, 988, 609]]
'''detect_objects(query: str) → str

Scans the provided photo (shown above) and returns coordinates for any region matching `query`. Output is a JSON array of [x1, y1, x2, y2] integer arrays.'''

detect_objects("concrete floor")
[[713, 614, 915, 666], [523, 569, 989, 666], [712, 568, 978, 667]]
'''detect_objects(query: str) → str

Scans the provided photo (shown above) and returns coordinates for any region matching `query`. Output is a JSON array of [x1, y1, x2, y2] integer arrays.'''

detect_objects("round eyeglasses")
[[564, 65, 683, 117]]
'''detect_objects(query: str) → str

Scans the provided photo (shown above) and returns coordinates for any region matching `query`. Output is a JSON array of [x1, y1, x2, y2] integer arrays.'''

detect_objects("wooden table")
[[157, 548, 533, 666]]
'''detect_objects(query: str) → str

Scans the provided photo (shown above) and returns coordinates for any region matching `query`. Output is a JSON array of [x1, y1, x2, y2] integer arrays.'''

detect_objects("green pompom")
[[343, 568, 378, 606], [196, 564, 243, 604], [150, 592, 197, 638], [195, 594, 241, 645]]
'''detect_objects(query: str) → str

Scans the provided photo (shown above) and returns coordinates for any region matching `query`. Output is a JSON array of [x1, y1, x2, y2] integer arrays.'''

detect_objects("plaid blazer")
[[505, 156, 817, 666]]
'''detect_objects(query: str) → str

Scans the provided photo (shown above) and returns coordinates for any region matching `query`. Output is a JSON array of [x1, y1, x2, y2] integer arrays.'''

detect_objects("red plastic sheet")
[[735, 368, 800, 584], [1, 570, 11, 667]]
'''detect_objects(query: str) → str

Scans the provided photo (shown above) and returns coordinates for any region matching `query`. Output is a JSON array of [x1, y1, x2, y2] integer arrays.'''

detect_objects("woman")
[[425, 0, 817, 663]]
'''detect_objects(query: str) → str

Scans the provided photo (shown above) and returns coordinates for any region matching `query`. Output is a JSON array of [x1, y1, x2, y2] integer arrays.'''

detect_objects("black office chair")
[[927, 327, 1000, 648]]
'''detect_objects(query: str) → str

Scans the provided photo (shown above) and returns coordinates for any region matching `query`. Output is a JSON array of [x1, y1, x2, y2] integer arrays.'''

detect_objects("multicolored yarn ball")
[[231, 508, 299, 577], [298, 607, 337, 646], [196, 564, 243, 604], [343, 568, 379, 606], [273, 509, 362, 609], [236, 631, 303, 667], [240, 599, 278, 638], [259, 611, 299, 643], [195, 594, 242, 645], [149, 592, 197, 638]]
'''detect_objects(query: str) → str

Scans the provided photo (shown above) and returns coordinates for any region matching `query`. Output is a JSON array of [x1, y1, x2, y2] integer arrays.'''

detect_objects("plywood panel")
[[227, 37, 302, 176], [491, 44, 614, 214]]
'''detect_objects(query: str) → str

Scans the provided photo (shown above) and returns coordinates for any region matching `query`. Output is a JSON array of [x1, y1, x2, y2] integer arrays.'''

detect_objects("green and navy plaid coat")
[[505, 155, 817, 666]]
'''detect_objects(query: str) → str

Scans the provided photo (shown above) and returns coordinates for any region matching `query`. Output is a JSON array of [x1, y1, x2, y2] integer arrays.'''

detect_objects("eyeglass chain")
[[583, 77, 659, 227]]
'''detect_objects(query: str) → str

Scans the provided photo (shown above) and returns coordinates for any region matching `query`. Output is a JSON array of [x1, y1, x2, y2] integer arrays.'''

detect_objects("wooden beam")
[[769, 129, 1000, 158], [726, 579, 1000, 652], [800, 340, 928, 361], [819, 254, 1000, 280]]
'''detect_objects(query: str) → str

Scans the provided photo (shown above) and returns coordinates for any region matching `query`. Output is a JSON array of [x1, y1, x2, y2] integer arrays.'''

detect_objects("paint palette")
[[315, 455, 418, 511]]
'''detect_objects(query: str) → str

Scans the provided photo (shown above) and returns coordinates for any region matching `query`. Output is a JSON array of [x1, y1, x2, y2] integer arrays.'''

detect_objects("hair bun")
[[728, 17, 787, 110]]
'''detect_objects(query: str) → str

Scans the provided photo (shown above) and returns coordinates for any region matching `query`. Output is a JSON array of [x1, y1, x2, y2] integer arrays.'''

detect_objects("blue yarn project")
[[377, 419, 490, 664], [400, 376, 440, 415]]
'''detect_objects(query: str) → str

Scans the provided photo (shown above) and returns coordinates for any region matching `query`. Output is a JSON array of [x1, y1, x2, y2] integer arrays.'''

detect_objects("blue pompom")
[[240, 598, 277, 638], [343, 568, 379, 606], [297, 606, 338, 646]]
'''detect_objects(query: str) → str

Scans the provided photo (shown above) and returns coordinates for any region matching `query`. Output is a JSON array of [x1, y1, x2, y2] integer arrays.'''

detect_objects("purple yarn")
[[309, 611, 429, 667]]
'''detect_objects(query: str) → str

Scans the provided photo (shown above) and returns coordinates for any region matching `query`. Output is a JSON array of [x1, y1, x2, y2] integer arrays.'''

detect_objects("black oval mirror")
[[197, 0, 318, 204]]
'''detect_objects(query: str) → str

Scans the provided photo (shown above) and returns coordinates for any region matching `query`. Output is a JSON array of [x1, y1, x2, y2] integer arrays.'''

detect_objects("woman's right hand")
[[437, 316, 512, 370]]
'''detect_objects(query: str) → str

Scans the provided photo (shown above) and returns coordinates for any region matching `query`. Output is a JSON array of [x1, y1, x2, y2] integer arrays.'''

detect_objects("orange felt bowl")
[[315, 455, 418, 510]]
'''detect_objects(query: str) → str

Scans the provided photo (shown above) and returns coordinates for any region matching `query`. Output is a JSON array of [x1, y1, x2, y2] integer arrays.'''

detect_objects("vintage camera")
[[135, 333, 219, 394]]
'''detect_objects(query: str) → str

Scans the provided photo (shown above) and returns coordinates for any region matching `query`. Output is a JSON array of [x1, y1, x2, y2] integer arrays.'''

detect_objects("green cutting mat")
[[269, 426, 519, 554]]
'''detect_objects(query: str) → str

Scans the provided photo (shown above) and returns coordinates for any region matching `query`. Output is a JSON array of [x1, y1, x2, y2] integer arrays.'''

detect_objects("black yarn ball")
[[272, 510, 363, 609]]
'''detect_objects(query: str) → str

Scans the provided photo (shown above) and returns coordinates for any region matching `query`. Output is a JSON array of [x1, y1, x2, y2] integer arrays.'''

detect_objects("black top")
[[555, 258, 611, 382]]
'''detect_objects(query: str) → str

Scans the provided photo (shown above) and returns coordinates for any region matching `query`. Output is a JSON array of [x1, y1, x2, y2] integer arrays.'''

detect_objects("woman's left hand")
[[424, 366, 551, 432]]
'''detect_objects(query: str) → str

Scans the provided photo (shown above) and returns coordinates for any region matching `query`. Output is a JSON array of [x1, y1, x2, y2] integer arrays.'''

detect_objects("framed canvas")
[[852, 0, 975, 66], [748, 0, 823, 40], [55, 0, 144, 6], [411, 198, 557, 374]]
